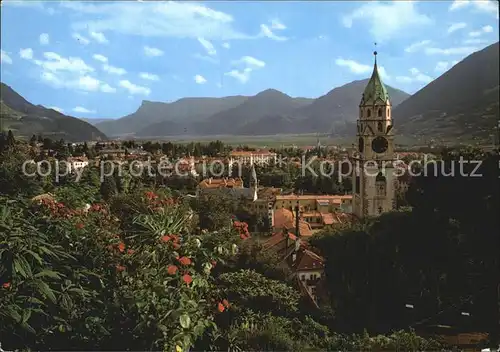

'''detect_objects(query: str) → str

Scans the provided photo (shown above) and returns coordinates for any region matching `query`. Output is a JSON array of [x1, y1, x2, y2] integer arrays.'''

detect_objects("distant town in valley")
[[1, 1, 499, 351]]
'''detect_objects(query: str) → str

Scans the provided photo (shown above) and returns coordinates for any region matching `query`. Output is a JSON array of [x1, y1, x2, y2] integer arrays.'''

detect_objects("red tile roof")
[[262, 232, 296, 251], [284, 220, 313, 237], [198, 177, 243, 189], [295, 248, 325, 271], [273, 208, 294, 228], [230, 150, 276, 157], [276, 194, 352, 201], [320, 212, 335, 225]]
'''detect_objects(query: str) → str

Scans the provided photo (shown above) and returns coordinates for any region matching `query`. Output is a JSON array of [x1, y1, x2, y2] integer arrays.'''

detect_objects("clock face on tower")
[[371, 136, 388, 153], [358, 137, 364, 153]]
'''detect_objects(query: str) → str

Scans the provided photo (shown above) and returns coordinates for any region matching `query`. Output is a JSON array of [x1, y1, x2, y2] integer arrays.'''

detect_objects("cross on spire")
[[374, 42, 378, 64]]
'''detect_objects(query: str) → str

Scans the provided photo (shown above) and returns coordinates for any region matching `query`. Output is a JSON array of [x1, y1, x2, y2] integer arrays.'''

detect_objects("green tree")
[[100, 176, 117, 201], [29, 134, 37, 147], [191, 193, 235, 231], [7, 130, 15, 147]]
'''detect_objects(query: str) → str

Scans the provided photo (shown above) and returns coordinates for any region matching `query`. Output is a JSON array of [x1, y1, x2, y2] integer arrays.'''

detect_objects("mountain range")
[[395, 41, 499, 142], [95, 42, 498, 141], [0, 83, 107, 142], [95, 82, 409, 137], [1, 42, 498, 143]]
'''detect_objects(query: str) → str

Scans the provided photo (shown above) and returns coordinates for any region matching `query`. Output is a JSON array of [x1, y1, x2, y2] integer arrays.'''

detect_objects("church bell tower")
[[351, 50, 396, 218]]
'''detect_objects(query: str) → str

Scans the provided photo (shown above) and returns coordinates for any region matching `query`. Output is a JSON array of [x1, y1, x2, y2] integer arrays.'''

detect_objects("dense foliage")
[[311, 148, 500, 346], [3, 137, 497, 350]]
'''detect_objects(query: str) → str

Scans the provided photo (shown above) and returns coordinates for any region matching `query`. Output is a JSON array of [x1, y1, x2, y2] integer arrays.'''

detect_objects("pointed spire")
[[360, 44, 390, 106]]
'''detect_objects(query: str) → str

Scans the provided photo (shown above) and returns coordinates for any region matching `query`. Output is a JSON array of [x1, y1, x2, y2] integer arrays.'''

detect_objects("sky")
[[1, 0, 498, 120]]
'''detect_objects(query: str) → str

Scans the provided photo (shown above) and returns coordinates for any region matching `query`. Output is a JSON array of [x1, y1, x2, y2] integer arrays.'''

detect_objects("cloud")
[[225, 68, 252, 84], [404, 40, 431, 53], [72, 33, 90, 45], [425, 46, 478, 55], [39, 71, 106, 92], [119, 80, 151, 95], [342, 1, 432, 42], [19, 48, 34, 60], [396, 67, 433, 84], [100, 83, 116, 93], [197, 37, 217, 56], [482, 25, 494, 32], [74, 76, 101, 91], [334, 58, 390, 80], [35, 52, 94, 73], [468, 31, 482, 37], [194, 74, 207, 84], [449, 0, 499, 18], [139, 72, 160, 81], [468, 25, 495, 38], [270, 19, 286, 30], [225, 55, 266, 83], [449, 0, 470, 11], [49, 106, 64, 113], [222, 42, 230, 49], [447, 22, 467, 34], [2, 0, 55, 14], [25, 51, 114, 93], [260, 23, 287, 41], [89, 31, 109, 44], [1, 50, 13, 64], [3, 0, 45, 9], [193, 53, 219, 64], [61, 1, 254, 41], [92, 54, 108, 63], [39, 33, 50, 45], [102, 63, 127, 75], [434, 61, 449, 72], [73, 106, 96, 114], [463, 38, 490, 45], [410, 68, 433, 83], [232, 56, 266, 69], [144, 46, 164, 57], [395, 76, 413, 84], [335, 58, 371, 74]]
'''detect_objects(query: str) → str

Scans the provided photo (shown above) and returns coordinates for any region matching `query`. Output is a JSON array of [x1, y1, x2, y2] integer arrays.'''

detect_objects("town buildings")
[[229, 150, 277, 166], [262, 232, 325, 306], [67, 156, 89, 173]]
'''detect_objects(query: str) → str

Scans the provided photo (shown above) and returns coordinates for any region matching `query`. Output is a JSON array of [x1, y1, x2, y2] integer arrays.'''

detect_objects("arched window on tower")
[[378, 108, 382, 117], [375, 172, 386, 197], [355, 175, 360, 194], [377, 122, 383, 132], [360, 109, 363, 118], [367, 109, 371, 118], [387, 109, 390, 118]]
